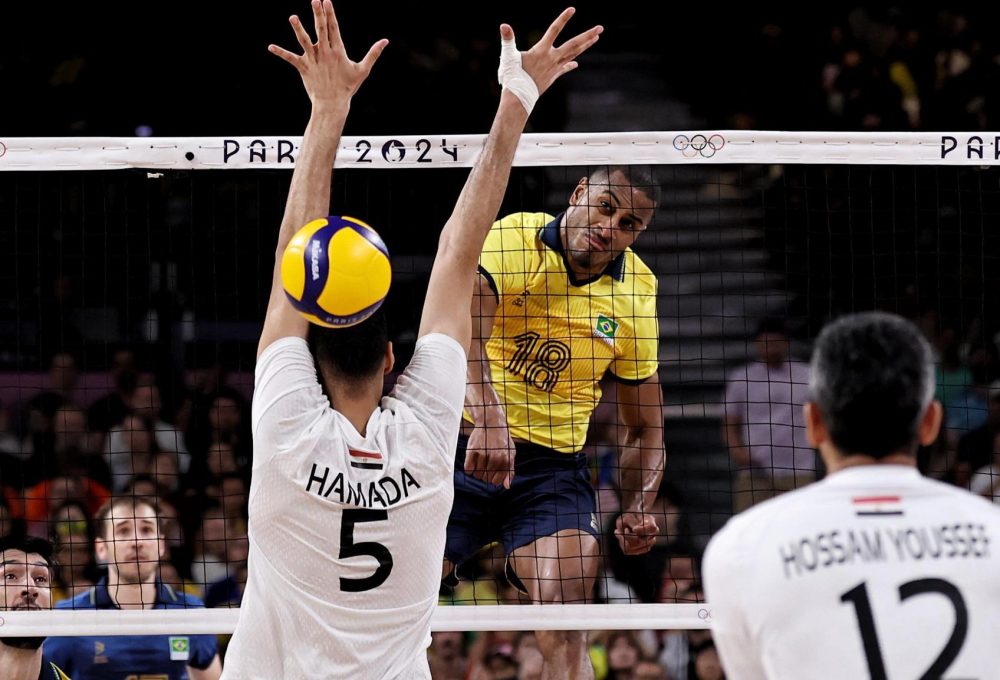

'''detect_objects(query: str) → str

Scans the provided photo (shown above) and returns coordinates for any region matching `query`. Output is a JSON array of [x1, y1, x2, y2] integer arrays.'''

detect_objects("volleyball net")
[[1, 130, 998, 637]]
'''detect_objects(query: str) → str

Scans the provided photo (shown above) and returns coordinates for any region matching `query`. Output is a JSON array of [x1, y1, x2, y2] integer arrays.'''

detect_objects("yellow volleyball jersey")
[[476, 212, 659, 453]]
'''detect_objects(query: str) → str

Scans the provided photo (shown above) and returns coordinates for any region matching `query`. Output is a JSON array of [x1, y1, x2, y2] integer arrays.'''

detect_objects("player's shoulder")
[[916, 473, 1000, 515], [709, 484, 816, 555], [624, 249, 656, 290], [256, 335, 311, 366], [55, 588, 96, 610], [159, 583, 206, 609], [494, 212, 555, 239]]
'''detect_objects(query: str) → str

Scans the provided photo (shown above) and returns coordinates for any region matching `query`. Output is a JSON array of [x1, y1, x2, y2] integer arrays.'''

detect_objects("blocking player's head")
[[309, 306, 393, 389], [807, 311, 941, 461], [0, 535, 55, 612], [94, 497, 166, 586]]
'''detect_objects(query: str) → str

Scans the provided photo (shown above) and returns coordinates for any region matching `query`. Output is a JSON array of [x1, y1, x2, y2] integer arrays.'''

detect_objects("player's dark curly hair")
[[0, 535, 55, 564], [810, 311, 935, 459]]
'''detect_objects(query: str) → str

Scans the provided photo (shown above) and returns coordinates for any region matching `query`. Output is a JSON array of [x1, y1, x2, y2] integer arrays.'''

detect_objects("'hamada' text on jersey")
[[305, 461, 421, 507]]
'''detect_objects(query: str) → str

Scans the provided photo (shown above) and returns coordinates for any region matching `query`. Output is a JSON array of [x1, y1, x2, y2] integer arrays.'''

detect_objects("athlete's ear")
[[918, 399, 943, 446], [94, 538, 108, 563], [569, 177, 588, 206], [383, 341, 395, 375], [804, 401, 828, 448]]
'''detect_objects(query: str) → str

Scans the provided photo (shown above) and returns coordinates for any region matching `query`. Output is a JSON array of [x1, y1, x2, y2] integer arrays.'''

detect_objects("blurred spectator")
[[203, 472, 249, 521], [428, 632, 468, 680], [478, 648, 519, 680], [633, 659, 670, 680], [104, 381, 190, 488], [104, 414, 158, 491], [182, 385, 251, 468], [48, 499, 97, 602], [19, 460, 110, 538], [205, 441, 239, 478], [131, 379, 189, 459], [203, 523, 248, 609], [190, 510, 231, 593], [954, 384, 1000, 488], [691, 641, 724, 680], [605, 631, 641, 679], [513, 633, 543, 680], [23, 352, 80, 431], [723, 318, 814, 513]]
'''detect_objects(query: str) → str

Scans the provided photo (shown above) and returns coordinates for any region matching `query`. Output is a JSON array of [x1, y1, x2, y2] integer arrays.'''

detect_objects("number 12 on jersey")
[[841, 578, 968, 680]]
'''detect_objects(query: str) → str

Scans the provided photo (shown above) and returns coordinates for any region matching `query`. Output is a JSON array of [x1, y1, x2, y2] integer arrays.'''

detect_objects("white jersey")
[[222, 334, 466, 680], [703, 465, 1000, 680]]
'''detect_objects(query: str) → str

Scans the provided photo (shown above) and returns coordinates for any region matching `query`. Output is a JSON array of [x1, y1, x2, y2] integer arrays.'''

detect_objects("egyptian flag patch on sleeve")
[[349, 449, 384, 470]]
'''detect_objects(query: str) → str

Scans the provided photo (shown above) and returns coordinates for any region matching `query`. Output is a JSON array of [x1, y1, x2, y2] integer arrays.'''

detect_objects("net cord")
[[1, 131, 998, 170], [0, 604, 711, 636]]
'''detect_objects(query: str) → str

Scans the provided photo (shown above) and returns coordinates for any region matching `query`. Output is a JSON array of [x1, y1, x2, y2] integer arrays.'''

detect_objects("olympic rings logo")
[[0, 141, 7, 159], [698, 608, 713, 622], [673, 134, 725, 158]]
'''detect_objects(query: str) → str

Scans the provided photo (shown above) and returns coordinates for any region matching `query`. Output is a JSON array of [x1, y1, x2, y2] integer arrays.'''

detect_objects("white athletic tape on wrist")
[[498, 35, 539, 114]]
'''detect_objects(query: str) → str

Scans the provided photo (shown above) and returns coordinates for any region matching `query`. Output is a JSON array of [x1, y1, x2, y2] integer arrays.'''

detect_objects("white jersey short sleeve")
[[224, 333, 467, 680], [704, 466, 1000, 680]]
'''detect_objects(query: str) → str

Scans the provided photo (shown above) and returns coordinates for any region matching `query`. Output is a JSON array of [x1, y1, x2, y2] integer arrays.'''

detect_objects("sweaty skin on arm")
[[615, 375, 665, 555], [464, 275, 517, 488]]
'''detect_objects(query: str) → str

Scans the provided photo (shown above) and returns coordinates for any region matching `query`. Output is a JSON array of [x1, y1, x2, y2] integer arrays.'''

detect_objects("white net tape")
[[1, 131, 999, 170], [1, 604, 711, 636]]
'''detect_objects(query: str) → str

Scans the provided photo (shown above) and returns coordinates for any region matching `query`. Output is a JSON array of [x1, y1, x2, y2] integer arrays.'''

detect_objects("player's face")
[[97, 503, 164, 585], [563, 170, 656, 274], [0, 549, 52, 611]]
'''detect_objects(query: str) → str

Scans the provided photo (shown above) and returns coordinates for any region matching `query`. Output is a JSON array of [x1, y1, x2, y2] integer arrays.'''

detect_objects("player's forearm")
[[619, 424, 665, 514], [439, 91, 528, 270], [272, 104, 350, 261], [465, 276, 506, 425], [466, 339, 506, 426]]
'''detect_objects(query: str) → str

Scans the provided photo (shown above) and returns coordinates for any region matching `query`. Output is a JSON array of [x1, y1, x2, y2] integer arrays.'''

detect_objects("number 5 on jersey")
[[340, 509, 393, 592]]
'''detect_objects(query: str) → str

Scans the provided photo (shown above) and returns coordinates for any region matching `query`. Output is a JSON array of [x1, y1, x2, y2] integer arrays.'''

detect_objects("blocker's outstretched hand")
[[269, 0, 387, 109]]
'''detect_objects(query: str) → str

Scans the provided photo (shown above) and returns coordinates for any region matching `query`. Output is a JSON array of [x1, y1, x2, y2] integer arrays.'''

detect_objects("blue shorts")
[[445, 434, 599, 571]]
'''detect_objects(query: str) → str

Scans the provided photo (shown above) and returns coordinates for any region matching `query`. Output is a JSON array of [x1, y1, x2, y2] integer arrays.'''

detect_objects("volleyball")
[[280, 215, 392, 328]]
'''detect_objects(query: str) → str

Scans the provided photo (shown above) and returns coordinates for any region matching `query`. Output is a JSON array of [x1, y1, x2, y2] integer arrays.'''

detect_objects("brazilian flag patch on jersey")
[[169, 636, 190, 661], [596, 315, 618, 339]]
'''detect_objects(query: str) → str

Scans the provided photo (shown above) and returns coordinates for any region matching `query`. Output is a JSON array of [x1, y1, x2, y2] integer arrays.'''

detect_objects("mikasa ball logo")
[[310, 240, 322, 281]]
